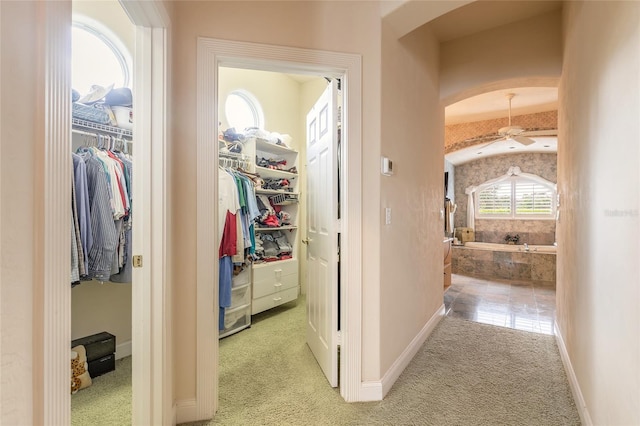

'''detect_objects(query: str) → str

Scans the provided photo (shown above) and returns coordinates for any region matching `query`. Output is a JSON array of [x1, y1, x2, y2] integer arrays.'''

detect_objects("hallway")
[[196, 276, 577, 425]]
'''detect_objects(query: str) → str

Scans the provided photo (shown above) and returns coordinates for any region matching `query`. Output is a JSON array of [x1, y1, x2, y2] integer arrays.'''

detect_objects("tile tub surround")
[[452, 245, 556, 286], [474, 219, 556, 245]]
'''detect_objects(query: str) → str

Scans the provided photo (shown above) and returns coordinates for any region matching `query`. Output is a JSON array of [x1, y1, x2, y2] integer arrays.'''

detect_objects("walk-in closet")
[[70, 1, 135, 424], [216, 66, 341, 408]]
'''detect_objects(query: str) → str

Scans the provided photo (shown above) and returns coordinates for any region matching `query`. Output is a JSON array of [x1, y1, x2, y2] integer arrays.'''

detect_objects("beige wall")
[[379, 21, 444, 375], [557, 1, 639, 424], [171, 0, 382, 399], [0, 2, 40, 423], [72, 0, 135, 57], [71, 283, 132, 344], [219, 68, 303, 149], [440, 9, 563, 105]]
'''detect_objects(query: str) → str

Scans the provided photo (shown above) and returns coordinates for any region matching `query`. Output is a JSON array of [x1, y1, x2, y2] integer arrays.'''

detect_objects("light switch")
[[381, 157, 393, 176], [385, 207, 392, 225]]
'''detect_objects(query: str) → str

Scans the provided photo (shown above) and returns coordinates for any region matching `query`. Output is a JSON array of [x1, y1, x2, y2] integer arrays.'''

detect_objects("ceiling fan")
[[473, 93, 557, 149]]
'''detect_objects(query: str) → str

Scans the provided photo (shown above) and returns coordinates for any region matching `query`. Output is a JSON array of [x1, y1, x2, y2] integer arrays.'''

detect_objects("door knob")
[[302, 238, 312, 244]]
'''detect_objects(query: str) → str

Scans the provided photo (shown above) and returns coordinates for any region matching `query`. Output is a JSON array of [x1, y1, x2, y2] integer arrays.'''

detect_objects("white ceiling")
[[445, 87, 559, 165]]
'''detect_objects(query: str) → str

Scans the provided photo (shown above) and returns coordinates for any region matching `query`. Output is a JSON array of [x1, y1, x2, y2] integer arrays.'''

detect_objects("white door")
[[305, 80, 339, 387]]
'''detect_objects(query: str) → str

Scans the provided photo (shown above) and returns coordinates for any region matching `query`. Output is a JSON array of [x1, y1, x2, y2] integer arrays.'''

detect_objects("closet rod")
[[72, 129, 132, 153]]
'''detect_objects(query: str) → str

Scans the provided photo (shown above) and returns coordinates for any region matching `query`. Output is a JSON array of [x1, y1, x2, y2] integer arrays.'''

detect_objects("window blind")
[[477, 183, 512, 215], [515, 182, 553, 215]]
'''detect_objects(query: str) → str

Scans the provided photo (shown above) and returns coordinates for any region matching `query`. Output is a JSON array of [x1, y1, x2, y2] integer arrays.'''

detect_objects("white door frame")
[[194, 38, 364, 421], [42, 1, 171, 425]]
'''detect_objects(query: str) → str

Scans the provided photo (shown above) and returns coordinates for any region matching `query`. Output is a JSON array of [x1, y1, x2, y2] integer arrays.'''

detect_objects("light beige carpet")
[[71, 297, 580, 425], [71, 356, 132, 426], [185, 298, 580, 426]]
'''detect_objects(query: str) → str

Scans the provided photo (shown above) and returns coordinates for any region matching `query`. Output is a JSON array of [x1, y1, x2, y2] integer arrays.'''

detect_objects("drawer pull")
[[274, 283, 282, 287], [273, 297, 282, 302]]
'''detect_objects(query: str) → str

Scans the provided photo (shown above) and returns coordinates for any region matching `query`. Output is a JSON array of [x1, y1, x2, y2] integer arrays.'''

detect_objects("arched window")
[[71, 20, 132, 94], [477, 177, 555, 219], [466, 166, 557, 226], [225, 90, 264, 131]]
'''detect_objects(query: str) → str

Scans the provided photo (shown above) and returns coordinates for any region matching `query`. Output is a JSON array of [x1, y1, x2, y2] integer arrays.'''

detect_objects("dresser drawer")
[[253, 273, 298, 299], [222, 304, 251, 335], [252, 286, 299, 315], [232, 267, 251, 287], [230, 283, 251, 308], [252, 259, 298, 282]]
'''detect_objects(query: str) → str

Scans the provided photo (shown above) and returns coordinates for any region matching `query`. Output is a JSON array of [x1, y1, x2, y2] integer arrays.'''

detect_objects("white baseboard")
[[359, 304, 446, 402], [172, 403, 177, 426], [358, 380, 384, 402], [115, 340, 132, 360], [554, 324, 593, 426], [175, 398, 199, 424]]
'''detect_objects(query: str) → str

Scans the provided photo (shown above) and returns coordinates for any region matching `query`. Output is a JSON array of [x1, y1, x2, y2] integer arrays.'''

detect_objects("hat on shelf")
[[104, 87, 133, 107], [77, 84, 114, 105]]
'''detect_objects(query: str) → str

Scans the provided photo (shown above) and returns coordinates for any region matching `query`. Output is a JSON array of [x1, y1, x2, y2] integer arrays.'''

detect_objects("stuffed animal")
[[71, 345, 92, 394]]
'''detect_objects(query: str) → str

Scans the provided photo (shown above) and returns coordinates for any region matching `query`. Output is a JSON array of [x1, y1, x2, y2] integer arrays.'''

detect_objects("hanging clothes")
[[73, 153, 92, 277], [218, 167, 241, 329], [445, 198, 457, 236], [110, 151, 133, 283], [72, 142, 133, 284]]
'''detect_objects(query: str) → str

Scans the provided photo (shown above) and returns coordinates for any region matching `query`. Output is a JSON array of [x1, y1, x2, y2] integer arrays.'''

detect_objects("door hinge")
[[133, 255, 143, 268], [337, 330, 342, 345]]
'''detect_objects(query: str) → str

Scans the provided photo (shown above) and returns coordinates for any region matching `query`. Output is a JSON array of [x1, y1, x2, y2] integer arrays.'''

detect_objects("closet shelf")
[[255, 225, 297, 231], [255, 166, 298, 179], [72, 118, 133, 138], [255, 189, 299, 196], [253, 258, 297, 269], [255, 138, 297, 154], [219, 150, 250, 160]]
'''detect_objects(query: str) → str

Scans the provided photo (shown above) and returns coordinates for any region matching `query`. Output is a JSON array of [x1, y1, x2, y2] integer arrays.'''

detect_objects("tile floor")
[[445, 273, 556, 335]]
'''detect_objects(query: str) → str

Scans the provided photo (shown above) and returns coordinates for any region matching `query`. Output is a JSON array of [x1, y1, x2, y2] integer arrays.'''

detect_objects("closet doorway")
[[196, 37, 364, 418], [70, 1, 135, 424], [40, 1, 170, 424], [216, 68, 340, 387]]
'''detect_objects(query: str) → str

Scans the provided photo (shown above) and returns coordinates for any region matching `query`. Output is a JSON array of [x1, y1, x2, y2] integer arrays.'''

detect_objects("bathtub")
[[463, 241, 557, 253], [452, 241, 556, 285]]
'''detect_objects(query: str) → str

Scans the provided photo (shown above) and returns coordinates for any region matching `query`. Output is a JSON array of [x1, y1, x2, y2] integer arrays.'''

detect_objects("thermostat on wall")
[[381, 157, 393, 176]]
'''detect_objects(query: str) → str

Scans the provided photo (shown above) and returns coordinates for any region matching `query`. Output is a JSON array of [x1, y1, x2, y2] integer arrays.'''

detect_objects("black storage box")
[[88, 354, 116, 377], [72, 332, 116, 377]]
